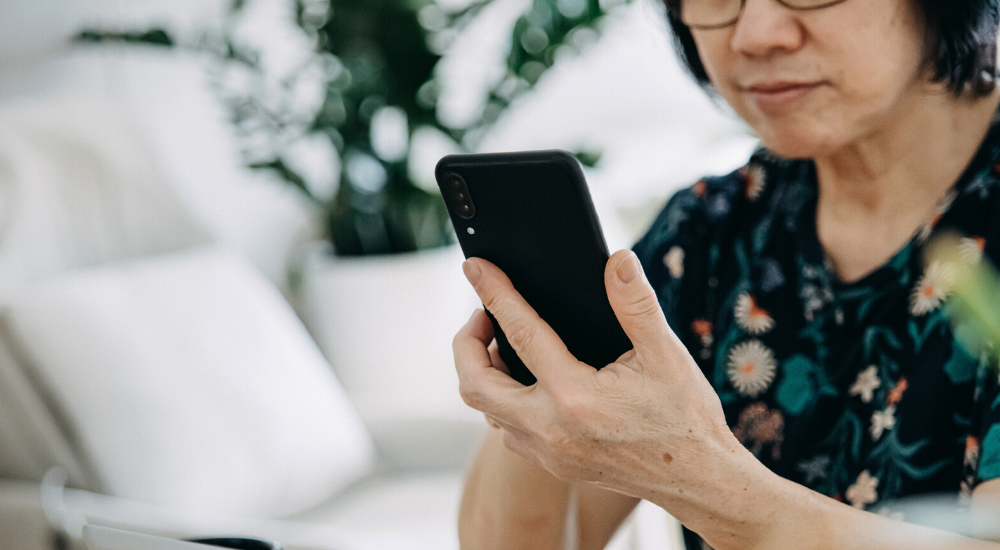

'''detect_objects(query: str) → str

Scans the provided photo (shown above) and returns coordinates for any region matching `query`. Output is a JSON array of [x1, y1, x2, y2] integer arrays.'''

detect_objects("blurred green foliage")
[[948, 257, 1000, 369], [219, 0, 630, 255], [76, 28, 174, 47], [930, 234, 1000, 372]]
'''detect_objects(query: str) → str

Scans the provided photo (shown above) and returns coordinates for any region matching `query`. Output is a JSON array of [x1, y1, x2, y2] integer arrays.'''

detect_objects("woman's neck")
[[812, 87, 1000, 283]]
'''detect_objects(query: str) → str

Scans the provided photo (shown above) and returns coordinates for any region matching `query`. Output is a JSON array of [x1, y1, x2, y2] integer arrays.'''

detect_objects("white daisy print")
[[870, 406, 897, 440], [959, 237, 985, 264], [796, 455, 831, 485], [938, 189, 958, 213], [848, 365, 881, 404], [965, 436, 980, 469], [691, 319, 714, 347], [915, 190, 956, 243], [959, 476, 975, 505], [909, 260, 956, 316], [664, 246, 685, 279], [915, 222, 934, 244], [743, 165, 767, 201], [846, 470, 879, 509], [727, 340, 777, 398], [734, 294, 775, 335]]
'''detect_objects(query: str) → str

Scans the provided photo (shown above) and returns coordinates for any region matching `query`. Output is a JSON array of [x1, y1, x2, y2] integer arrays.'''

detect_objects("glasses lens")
[[782, 0, 846, 8], [680, 0, 742, 28], [679, 0, 846, 28]]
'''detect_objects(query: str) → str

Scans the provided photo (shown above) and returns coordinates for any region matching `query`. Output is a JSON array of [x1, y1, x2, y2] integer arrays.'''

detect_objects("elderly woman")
[[453, 0, 1000, 548]]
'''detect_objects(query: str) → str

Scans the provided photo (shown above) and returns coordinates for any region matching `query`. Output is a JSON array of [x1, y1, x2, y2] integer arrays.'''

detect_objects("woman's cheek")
[[689, 31, 730, 84]]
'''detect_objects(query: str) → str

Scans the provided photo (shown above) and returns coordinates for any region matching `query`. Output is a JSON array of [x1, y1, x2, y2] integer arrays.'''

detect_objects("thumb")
[[605, 250, 681, 360]]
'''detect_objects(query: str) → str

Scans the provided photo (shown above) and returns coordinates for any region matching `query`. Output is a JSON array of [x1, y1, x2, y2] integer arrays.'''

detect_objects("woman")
[[453, 0, 1000, 548]]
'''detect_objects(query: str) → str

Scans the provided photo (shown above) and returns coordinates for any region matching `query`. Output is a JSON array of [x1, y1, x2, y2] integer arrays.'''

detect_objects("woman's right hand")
[[459, 421, 642, 550], [458, 337, 641, 550], [458, 427, 571, 550]]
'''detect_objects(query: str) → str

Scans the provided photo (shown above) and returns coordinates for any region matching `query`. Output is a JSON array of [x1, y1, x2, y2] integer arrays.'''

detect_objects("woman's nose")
[[730, 0, 806, 58]]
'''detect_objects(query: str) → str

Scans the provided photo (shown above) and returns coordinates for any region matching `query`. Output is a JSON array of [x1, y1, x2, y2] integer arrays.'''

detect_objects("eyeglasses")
[[668, 0, 848, 30]]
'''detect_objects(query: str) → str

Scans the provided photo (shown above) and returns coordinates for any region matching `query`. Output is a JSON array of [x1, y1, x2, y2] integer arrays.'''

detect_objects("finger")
[[458, 307, 493, 347], [452, 310, 495, 378], [453, 309, 527, 415], [488, 340, 510, 376], [463, 258, 588, 382], [604, 250, 684, 362]]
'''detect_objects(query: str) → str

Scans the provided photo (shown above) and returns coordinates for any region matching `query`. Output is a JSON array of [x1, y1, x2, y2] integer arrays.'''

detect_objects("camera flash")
[[467, 227, 475, 235]]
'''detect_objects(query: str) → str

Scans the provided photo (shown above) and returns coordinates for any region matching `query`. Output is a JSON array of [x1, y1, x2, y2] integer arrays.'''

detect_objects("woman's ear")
[[969, 42, 998, 96]]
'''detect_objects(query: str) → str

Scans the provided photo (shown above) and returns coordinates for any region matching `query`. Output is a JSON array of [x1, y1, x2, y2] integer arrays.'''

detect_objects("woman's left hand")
[[454, 250, 1000, 550], [453, 250, 784, 545]]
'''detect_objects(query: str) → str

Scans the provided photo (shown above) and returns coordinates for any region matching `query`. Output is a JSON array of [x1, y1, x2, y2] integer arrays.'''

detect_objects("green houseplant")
[[216, 0, 630, 256]]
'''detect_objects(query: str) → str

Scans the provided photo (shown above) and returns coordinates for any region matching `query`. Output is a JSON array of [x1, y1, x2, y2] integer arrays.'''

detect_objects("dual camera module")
[[443, 173, 476, 220]]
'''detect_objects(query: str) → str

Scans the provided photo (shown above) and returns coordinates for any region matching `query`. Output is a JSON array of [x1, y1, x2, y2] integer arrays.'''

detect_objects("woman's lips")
[[743, 81, 824, 112]]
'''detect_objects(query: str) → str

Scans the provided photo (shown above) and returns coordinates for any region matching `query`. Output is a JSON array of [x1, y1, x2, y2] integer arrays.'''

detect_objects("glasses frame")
[[669, 0, 849, 30]]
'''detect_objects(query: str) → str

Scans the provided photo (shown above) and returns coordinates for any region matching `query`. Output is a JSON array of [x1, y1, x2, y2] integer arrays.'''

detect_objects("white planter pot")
[[297, 244, 487, 470]]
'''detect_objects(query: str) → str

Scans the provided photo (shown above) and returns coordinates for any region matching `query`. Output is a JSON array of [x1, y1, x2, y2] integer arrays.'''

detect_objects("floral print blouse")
[[634, 118, 1000, 545]]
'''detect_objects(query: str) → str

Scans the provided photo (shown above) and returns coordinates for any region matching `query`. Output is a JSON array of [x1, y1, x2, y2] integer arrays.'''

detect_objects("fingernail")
[[616, 253, 641, 284], [463, 260, 482, 286]]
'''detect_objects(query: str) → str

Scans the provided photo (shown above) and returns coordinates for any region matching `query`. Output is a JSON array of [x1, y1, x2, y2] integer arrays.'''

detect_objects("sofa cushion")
[[0, 247, 374, 518], [0, 99, 212, 305]]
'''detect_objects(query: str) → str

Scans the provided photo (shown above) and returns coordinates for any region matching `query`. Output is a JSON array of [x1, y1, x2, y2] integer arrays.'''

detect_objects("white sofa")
[[0, 42, 467, 548], [0, 38, 687, 550]]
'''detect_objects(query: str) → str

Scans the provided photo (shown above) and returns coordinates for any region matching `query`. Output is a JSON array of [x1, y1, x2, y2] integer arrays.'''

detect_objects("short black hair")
[[662, 0, 1000, 97]]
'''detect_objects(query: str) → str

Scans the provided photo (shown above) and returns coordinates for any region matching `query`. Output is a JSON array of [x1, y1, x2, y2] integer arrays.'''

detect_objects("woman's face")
[[691, 0, 930, 158]]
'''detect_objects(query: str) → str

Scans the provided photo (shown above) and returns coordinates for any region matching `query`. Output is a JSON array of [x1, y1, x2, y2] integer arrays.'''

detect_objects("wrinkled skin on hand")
[[452, 250, 746, 505]]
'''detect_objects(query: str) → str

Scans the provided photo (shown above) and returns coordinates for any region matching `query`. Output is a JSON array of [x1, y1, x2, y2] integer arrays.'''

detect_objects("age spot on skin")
[[663, 452, 674, 464]]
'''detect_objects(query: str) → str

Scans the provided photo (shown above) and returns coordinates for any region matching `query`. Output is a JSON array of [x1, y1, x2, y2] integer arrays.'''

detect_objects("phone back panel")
[[436, 150, 632, 385]]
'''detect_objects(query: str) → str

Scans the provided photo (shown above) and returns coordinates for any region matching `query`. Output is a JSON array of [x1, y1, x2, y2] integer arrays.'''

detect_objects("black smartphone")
[[436, 150, 633, 386]]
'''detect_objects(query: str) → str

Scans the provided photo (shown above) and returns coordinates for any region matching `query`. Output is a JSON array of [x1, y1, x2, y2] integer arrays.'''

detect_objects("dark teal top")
[[634, 115, 1000, 544]]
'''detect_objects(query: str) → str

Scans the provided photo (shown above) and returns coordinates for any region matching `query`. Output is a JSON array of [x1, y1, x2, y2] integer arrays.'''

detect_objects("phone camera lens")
[[442, 172, 475, 220]]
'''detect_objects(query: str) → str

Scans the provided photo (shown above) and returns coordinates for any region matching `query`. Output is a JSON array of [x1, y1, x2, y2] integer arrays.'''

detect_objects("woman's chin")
[[738, 106, 845, 159], [758, 129, 837, 160]]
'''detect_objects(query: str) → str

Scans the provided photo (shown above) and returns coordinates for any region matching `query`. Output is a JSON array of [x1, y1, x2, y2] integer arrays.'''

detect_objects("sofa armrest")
[[0, 480, 58, 550]]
